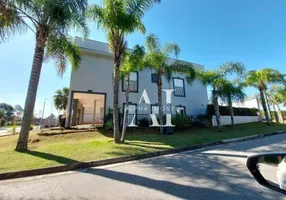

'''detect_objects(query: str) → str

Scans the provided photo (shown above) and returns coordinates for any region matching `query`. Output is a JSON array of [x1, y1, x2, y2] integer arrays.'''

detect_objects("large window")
[[173, 77, 185, 97], [176, 106, 186, 116], [122, 72, 138, 93]]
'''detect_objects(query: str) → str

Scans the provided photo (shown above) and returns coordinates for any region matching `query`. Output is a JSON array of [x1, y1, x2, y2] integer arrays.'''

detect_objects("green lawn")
[[0, 122, 286, 173]]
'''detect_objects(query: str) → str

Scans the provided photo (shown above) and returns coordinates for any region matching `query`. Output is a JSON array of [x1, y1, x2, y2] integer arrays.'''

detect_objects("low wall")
[[212, 115, 260, 126], [40, 119, 58, 129]]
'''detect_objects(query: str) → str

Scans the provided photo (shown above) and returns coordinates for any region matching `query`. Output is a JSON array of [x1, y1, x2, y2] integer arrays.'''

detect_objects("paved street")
[[1, 134, 286, 200]]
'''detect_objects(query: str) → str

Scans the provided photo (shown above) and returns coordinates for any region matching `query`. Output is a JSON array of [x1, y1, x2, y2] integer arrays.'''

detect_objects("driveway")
[[0, 134, 286, 199]]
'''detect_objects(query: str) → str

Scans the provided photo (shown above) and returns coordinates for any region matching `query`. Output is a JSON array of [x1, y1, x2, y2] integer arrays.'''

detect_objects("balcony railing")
[[174, 86, 185, 96]]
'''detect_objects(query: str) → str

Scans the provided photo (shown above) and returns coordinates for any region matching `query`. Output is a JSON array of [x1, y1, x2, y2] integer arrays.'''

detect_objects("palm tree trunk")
[[265, 92, 273, 123], [272, 102, 279, 123], [213, 91, 222, 131], [228, 97, 235, 128], [113, 56, 121, 143], [157, 75, 164, 134], [121, 75, 130, 143], [277, 104, 284, 123], [260, 89, 270, 125], [16, 39, 45, 151]]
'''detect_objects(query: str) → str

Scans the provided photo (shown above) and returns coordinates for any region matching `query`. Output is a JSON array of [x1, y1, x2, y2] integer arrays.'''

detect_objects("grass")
[[0, 122, 286, 173]]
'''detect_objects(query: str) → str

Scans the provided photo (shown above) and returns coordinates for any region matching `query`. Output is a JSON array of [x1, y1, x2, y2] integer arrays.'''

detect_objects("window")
[[151, 105, 159, 115], [176, 106, 186, 116], [151, 73, 158, 83], [173, 77, 185, 97], [122, 72, 138, 93]]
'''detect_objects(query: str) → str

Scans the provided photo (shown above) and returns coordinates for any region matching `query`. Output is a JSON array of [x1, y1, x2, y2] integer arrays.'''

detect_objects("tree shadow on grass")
[[22, 150, 79, 165]]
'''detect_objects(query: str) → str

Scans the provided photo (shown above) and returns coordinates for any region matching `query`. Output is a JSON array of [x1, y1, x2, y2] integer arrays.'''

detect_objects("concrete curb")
[[0, 130, 285, 181]]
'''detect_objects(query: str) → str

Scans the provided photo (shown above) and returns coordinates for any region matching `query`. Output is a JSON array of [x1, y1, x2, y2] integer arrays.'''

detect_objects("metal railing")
[[174, 86, 185, 96]]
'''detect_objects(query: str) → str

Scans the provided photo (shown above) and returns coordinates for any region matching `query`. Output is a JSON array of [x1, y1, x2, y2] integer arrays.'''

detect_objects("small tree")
[[87, 0, 161, 143], [0, 103, 14, 121], [196, 62, 245, 131], [144, 34, 196, 134], [53, 87, 69, 114], [120, 45, 145, 143], [218, 80, 246, 127], [244, 68, 286, 125], [0, 110, 4, 127]]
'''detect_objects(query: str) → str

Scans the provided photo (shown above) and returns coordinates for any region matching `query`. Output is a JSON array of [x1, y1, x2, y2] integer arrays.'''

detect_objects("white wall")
[[212, 116, 260, 126]]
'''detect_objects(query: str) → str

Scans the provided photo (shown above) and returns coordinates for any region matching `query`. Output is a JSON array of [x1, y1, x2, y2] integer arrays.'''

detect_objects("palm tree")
[[268, 86, 286, 123], [244, 68, 286, 125], [53, 87, 69, 114], [120, 45, 145, 143], [144, 34, 196, 134], [87, 0, 160, 143], [218, 80, 246, 127], [196, 62, 245, 131], [1, 0, 88, 151]]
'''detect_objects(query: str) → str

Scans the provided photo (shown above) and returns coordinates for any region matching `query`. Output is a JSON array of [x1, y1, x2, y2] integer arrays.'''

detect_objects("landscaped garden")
[[0, 122, 286, 173]]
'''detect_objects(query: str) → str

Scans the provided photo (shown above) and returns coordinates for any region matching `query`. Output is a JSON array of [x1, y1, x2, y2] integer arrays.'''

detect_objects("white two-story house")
[[66, 37, 208, 127]]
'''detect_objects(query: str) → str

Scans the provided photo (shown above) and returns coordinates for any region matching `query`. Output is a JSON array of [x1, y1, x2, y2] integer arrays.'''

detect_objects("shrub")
[[30, 125, 34, 130], [105, 119, 113, 131], [138, 118, 150, 127], [172, 115, 189, 130], [206, 104, 258, 119]]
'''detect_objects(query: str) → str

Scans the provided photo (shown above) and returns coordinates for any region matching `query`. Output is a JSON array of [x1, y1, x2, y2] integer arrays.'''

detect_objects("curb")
[[0, 130, 285, 181]]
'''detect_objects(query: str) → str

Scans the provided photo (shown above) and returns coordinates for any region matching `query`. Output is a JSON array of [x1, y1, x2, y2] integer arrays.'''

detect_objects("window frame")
[[151, 73, 158, 84], [173, 77, 186, 97], [122, 71, 139, 93], [176, 105, 186, 116]]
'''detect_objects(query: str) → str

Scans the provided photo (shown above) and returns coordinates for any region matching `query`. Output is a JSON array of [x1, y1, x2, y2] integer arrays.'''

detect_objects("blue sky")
[[1, 0, 286, 117]]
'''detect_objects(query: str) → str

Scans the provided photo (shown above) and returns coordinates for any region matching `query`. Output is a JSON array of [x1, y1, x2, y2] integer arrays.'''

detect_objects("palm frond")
[[169, 60, 196, 84], [46, 34, 81, 77], [0, 0, 27, 43], [145, 33, 160, 52], [126, 0, 161, 19], [219, 61, 245, 77], [162, 42, 180, 58]]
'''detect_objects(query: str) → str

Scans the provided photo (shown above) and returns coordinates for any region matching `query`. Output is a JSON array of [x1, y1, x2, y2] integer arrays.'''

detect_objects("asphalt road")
[[1, 134, 286, 200]]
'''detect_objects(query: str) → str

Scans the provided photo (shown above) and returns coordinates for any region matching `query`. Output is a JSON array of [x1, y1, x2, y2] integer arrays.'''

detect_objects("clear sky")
[[1, 0, 286, 117]]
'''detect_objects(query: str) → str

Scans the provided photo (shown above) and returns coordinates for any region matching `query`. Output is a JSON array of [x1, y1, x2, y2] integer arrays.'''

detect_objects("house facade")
[[66, 37, 208, 127]]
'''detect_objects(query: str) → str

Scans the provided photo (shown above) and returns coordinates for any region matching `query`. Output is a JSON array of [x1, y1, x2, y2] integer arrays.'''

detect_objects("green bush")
[[105, 119, 113, 131], [30, 125, 34, 130], [206, 104, 258, 119], [172, 115, 189, 130], [138, 118, 150, 127]]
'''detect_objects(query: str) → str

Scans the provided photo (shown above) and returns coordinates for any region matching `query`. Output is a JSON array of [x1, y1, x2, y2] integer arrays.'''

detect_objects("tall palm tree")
[[120, 45, 145, 143], [244, 68, 286, 125], [196, 62, 245, 131], [218, 80, 246, 127], [87, 0, 160, 143], [1, 0, 88, 151], [53, 87, 69, 114], [144, 34, 196, 134]]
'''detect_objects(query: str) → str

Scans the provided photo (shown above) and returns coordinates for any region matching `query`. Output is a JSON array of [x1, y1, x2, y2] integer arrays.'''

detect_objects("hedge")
[[206, 104, 258, 119]]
